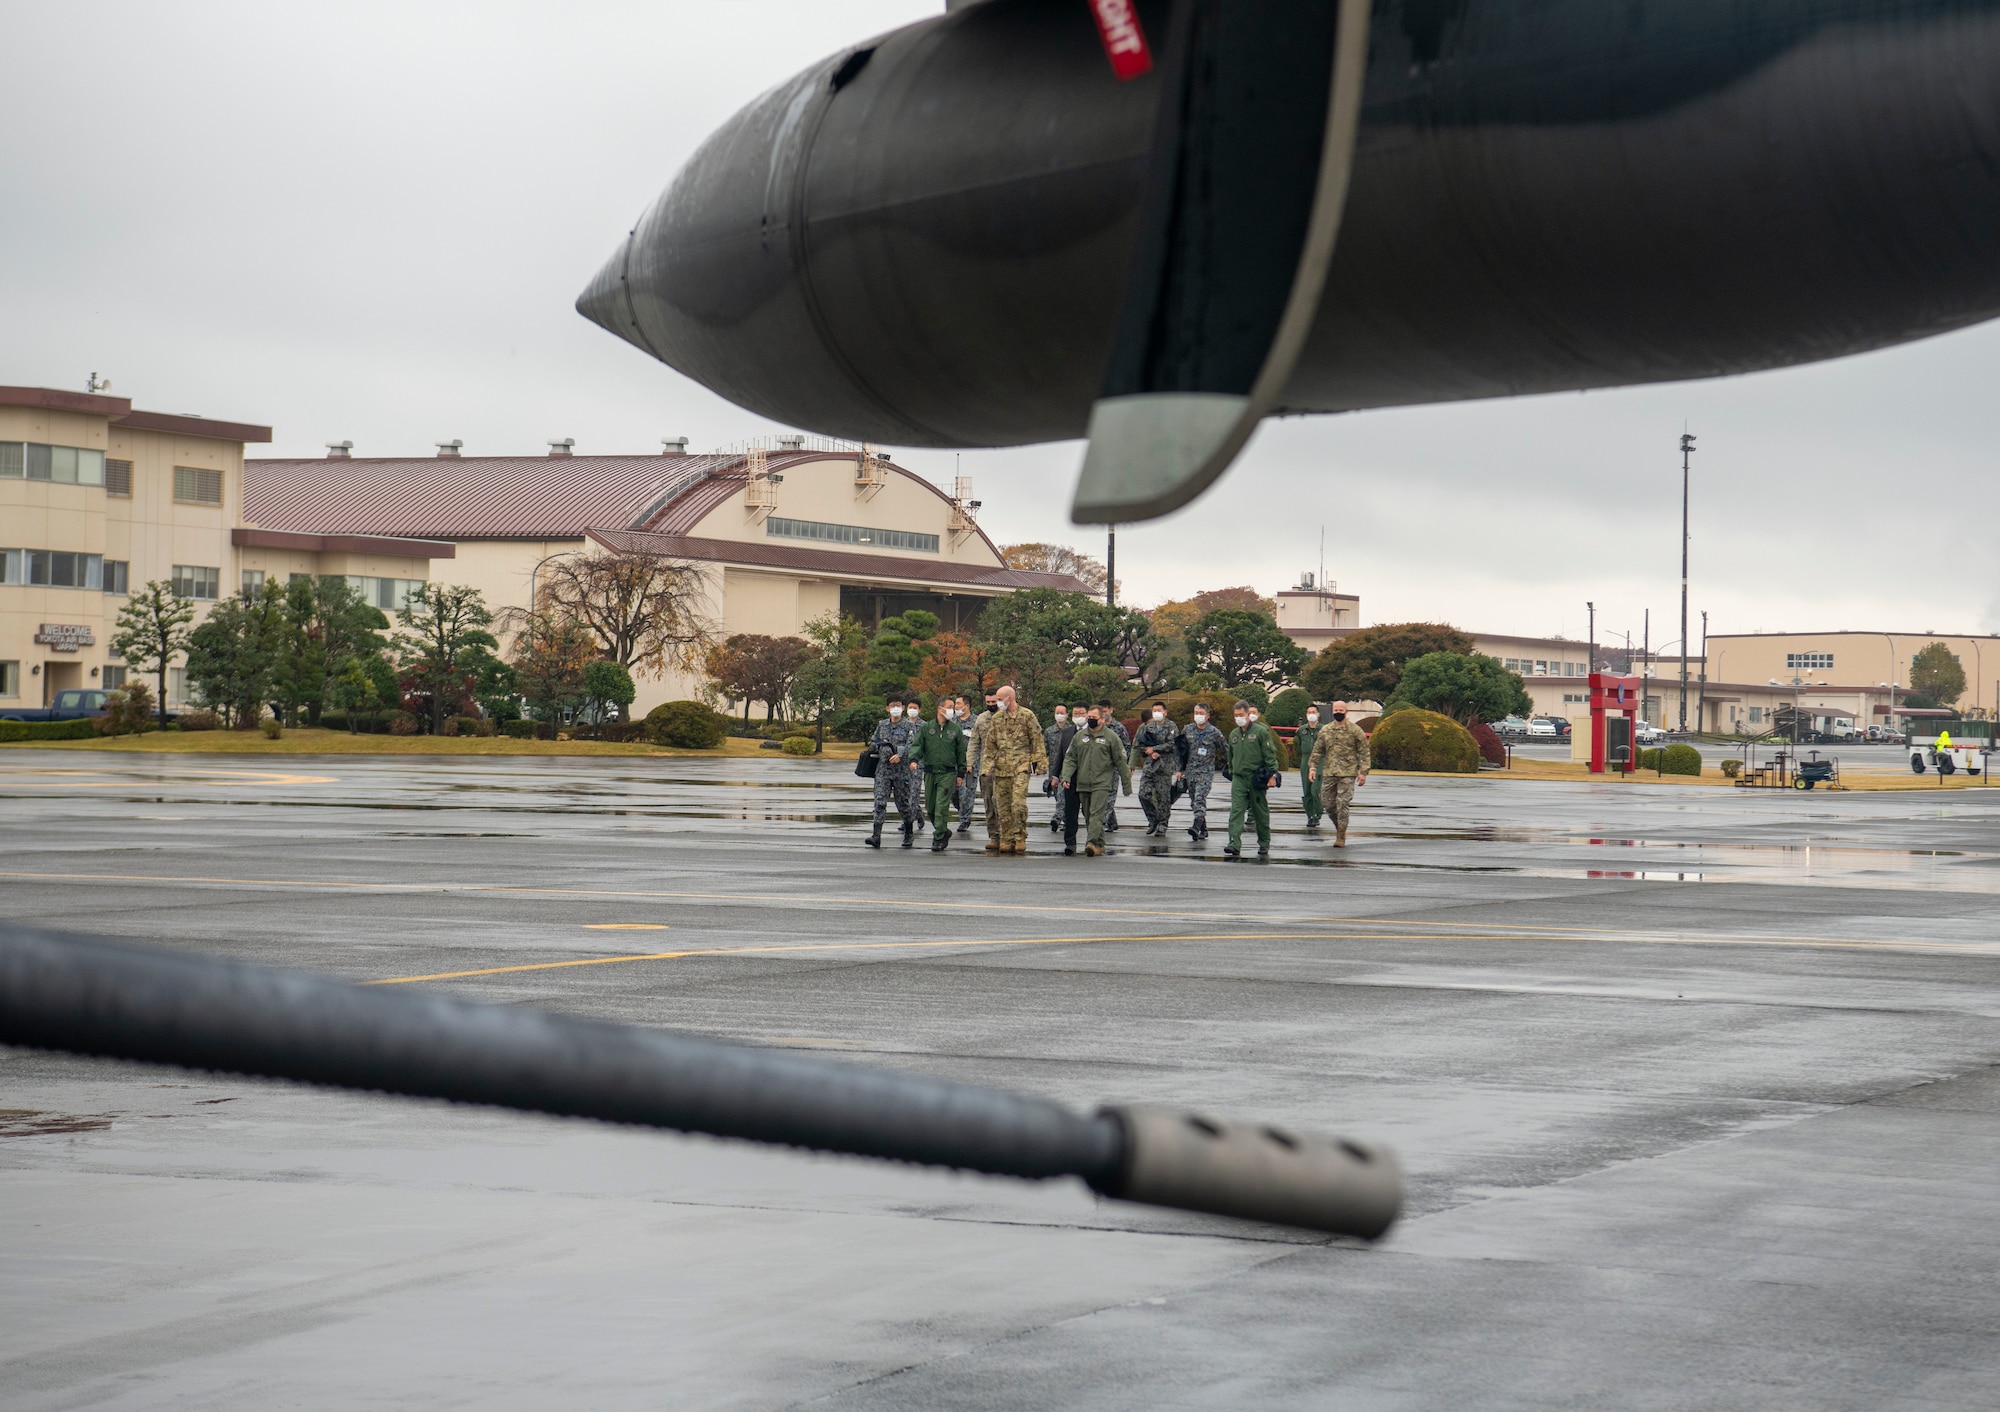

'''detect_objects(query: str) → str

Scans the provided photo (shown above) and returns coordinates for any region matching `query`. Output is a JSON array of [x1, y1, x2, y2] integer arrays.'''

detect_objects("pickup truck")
[[0, 688, 111, 723], [1634, 719, 1668, 746]]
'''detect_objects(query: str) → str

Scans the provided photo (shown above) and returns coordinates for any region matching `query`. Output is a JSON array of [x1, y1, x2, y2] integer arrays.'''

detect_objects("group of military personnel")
[[863, 690, 1370, 860]]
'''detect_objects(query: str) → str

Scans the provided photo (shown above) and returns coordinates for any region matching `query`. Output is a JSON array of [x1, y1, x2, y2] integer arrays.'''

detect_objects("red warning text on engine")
[[1088, 0, 1153, 80]]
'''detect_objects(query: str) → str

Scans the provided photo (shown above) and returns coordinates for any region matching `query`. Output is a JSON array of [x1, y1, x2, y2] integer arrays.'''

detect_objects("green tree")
[[792, 614, 867, 747], [1909, 642, 1967, 708], [862, 610, 940, 698], [331, 656, 381, 732], [1301, 622, 1475, 702], [184, 581, 289, 727], [393, 583, 500, 734], [272, 576, 392, 726], [977, 588, 1154, 677], [509, 611, 597, 730], [109, 580, 196, 727], [1184, 609, 1307, 690], [1386, 652, 1532, 725], [582, 659, 637, 735]]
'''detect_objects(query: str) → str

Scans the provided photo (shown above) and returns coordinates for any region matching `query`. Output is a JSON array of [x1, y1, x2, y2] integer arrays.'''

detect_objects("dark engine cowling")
[[580, 0, 2000, 450]]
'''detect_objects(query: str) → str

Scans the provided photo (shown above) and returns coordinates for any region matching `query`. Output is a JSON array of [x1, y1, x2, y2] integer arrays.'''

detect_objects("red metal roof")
[[588, 527, 1092, 594], [244, 452, 1009, 562]]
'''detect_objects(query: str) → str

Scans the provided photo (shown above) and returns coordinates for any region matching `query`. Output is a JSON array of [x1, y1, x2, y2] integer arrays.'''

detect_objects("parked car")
[[1494, 715, 1531, 740], [1524, 717, 1560, 740], [1634, 719, 1667, 746], [0, 688, 111, 723], [1866, 725, 1906, 744], [1532, 716, 1573, 738]]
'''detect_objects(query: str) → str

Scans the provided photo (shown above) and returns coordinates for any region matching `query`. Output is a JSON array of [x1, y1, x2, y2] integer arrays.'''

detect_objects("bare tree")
[[532, 547, 714, 680]]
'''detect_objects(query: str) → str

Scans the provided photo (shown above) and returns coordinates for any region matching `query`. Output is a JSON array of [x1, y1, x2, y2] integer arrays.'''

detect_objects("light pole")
[[527, 549, 582, 620], [1105, 525, 1116, 607], [1678, 432, 1695, 732], [1587, 602, 1595, 674]]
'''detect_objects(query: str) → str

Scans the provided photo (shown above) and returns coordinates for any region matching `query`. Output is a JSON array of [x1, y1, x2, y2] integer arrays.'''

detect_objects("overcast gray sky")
[[5, 0, 1996, 649]]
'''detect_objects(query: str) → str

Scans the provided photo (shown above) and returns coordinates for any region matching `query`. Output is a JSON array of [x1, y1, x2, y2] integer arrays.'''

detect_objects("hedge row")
[[0, 719, 98, 742]]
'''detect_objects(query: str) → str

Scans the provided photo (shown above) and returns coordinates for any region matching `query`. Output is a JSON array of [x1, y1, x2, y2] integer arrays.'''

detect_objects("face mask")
[[889, 706, 903, 718], [1248, 710, 1260, 721], [1053, 714, 1067, 725], [1307, 713, 1319, 725], [1086, 718, 1100, 730], [1333, 712, 1345, 721], [1234, 715, 1248, 729], [1193, 713, 1207, 725], [999, 698, 1012, 711], [943, 708, 955, 720], [1152, 710, 1165, 721]]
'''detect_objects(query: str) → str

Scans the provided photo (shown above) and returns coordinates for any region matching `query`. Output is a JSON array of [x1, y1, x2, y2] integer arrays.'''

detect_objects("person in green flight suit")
[[1225, 699, 1280, 860], [909, 697, 968, 852], [1057, 705, 1131, 856], [1294, 703, 1324, 829]]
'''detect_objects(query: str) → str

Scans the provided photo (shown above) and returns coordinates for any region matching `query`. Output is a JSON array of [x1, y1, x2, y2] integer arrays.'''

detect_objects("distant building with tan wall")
[[244, 441, 1087, 716], [3, 385, 447, 710]]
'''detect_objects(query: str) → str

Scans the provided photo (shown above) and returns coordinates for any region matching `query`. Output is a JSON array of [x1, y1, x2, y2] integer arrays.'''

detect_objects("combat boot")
[[1222, 845, 1240, 859], [901, 822, 915, 849], [865, 825, 882, 849], [931, 834, 948, 852], [1334, 828, 1347, 847], [985, 838, 1002, 855], [1084, 842, 1103, 857]]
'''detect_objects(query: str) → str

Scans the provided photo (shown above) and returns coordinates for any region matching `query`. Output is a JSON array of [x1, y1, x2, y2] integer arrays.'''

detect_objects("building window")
[[344, 575, 424, 611], [173, 465, 224, 505], [2, 549, 104, 588], [168, 667, 189, 705], [1563, 692, 1586, 704], [102, 560, 129, 594], [1785, 652, 1834, 670], [103, 665, 127, 690], [105, 458, 132, 496], [0, 661, 17, 698], [1, 443, 104, 485], [766, 516, 939, 554], [242, 569, 266, 597], [172, 564, 220, 600], [1749, 706, 1764, 724]]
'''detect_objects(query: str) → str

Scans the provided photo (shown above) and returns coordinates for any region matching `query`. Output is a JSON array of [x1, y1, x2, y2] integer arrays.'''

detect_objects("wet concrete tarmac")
[[3, 748, 1999, 1408]]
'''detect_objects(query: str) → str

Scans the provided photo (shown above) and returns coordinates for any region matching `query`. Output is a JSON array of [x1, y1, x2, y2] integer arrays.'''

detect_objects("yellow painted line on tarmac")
[[363, 924, 2000, 986], [3, 868, 1995, 959]]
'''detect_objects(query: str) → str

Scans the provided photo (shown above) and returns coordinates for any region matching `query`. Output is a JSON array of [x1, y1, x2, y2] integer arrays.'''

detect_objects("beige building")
[[1273, 578, 1360, 656], [1705, 631, 2000, 718], [3, 384, 451, 711], [244, 440, 1088, 715]]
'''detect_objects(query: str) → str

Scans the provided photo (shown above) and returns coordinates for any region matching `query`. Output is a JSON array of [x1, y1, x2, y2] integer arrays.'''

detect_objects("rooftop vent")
[[776, 434, 804, 450], [548, 439, 575, 458], [435, 440, 463, 458], [661, 436, 689, 455], [326, 441, 353, 459]]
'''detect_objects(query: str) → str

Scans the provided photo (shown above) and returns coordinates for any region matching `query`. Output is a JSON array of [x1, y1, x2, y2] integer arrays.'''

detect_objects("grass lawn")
[[2, 727, 862, 760]]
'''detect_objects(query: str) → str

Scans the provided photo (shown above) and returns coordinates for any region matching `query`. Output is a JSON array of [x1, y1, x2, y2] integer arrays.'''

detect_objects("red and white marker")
[[1088, 0, 1153, 81]]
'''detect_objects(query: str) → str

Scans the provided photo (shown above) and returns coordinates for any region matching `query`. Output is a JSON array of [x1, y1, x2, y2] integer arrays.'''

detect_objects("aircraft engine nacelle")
[[579, 0, 2000, 520]]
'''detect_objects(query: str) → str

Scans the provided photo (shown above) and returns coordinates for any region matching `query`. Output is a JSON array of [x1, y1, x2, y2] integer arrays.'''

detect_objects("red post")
[[1588, 673, 1642, 774]]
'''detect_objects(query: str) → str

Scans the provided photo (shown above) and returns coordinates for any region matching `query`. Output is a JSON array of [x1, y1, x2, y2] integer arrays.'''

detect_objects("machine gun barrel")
[[0, 925, 1401, 1239]]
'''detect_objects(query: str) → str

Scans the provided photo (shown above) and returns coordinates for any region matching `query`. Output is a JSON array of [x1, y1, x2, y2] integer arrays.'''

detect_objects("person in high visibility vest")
[[1937, 728, 1953, 753]]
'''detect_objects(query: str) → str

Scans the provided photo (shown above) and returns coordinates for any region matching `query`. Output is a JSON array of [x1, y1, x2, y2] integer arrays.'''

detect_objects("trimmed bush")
[[782, 735, 817, 756], [388, 711, 420, 736], [501, 719, 539, 739], [598, 721, 649, 743], [646, 699, 730, 749], [1659, 743, 1703, 776], [1637, 747, 1662, 770], [1264, 687, 1313, 728], [0, 718, 98, 742], [1719, 758, 1742, 779], [1370, 708, 1480, 774], [450, 715, 482, 737], [830, 700, 884, 743], [1470, 720, 1505, 766], [177, 709, 219, 732], [260, 718, 283, 740]]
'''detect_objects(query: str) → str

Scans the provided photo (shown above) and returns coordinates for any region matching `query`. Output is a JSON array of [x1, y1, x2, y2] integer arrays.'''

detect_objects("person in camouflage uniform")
[[963, 694, 997, 842], [1177, 704, 1226, 840], [1306, 699, 1371, 846], [1131, 701, 1180, 837], [979, 685, 1047, 854], [864, 695, 922, 849], [1293, 704, 1324, 829]]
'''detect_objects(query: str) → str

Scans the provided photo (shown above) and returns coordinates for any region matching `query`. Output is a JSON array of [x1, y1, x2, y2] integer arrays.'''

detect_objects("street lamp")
[[1678, 432, 1695, 732], [528, 549, 582, 619]]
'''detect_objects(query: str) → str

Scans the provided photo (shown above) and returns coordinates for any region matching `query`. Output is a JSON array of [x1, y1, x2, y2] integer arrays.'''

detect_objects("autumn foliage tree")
[[1000, 542, 1110, 596], [910, 631, 1002, 701], [510, 612, 601, 729], [705, 634, 814, 721]]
